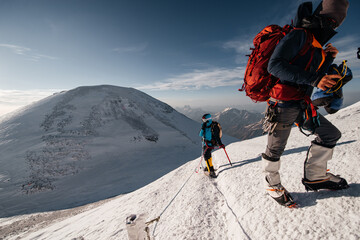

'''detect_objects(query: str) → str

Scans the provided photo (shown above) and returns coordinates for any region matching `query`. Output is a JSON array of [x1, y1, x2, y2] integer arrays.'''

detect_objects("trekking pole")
[[195, 156, 203, 173], [222, 148, 233, 166]]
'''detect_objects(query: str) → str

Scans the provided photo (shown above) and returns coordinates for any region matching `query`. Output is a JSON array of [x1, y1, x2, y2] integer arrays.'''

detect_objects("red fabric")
[[269, 83, 305, 101]]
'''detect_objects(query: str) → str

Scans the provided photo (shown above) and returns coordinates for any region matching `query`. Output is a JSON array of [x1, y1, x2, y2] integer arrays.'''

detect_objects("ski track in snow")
[[1, 102, 360, 239]]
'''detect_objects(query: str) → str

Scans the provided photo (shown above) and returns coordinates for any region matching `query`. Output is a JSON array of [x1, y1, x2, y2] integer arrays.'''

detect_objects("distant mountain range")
[[213, 108, 263, 140], [176, 105, 264, 140]]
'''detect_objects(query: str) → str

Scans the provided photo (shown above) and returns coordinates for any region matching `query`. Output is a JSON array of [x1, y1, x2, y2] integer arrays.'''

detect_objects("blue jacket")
[[199, 120, 213, 143], [268, 29, 334, 97]]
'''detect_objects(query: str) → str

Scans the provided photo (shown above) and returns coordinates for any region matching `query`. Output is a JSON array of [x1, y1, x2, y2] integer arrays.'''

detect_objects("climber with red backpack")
[[242, 0, 350, 207]]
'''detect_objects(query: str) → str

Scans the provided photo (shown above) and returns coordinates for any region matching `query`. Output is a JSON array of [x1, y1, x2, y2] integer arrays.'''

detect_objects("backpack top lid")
[[202, 113, 212, 123]]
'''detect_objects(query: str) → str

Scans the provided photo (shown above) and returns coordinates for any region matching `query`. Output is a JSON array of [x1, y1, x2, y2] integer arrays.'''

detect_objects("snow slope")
[[1, 101, 359, 240], [0, 85, 236, 218]]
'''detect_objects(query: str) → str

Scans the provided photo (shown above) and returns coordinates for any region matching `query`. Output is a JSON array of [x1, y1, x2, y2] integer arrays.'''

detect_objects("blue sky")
[[0, 0, 359, 115]]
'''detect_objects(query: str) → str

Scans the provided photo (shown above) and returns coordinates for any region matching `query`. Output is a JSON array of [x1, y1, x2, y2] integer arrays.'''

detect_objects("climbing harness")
[[262, 100, 278, 135]]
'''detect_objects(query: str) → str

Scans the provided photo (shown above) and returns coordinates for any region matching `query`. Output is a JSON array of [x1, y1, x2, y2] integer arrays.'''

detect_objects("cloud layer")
[[138, 67, 245, 91], [0, 89, 59, 116], [332, 35, 360, 64], [113, 43, 148, 54]]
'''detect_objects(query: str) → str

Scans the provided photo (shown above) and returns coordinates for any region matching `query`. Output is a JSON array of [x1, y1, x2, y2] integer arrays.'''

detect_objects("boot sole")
[[302, 178, 350, 192]]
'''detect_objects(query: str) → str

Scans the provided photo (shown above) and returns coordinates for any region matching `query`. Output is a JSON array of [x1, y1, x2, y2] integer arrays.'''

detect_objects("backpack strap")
[[210, 121, 223, 146], [290, 28, 313, 64], [290, 29, 325, 71]]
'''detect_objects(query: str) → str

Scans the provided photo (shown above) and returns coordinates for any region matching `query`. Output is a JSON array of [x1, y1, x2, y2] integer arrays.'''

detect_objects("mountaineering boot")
[[205, 157, 217, 178], [303, 143, 349, 191], [209, 171, 217, 178], [262, 154, 296, 207], [205, 157, 213, 171], [265, 178, 297, 208], [265, 177, 296, 208], [207, 165, 217, 178], [302, 173, 349, 191]]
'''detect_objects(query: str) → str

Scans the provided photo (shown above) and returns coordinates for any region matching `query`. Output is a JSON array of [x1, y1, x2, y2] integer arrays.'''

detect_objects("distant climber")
[[199, 113, 224, 178]]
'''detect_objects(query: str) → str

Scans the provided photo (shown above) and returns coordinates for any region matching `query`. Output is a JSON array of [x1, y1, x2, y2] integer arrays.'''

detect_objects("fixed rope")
[[146, 145, 233, 239], [211, 180, 251, 240], [149, 167, 195, 239]]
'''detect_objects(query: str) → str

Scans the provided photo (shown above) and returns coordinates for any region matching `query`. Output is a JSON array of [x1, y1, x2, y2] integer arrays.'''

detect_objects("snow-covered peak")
[[1, 85, 236, 218], [222, 107, 233, 112]]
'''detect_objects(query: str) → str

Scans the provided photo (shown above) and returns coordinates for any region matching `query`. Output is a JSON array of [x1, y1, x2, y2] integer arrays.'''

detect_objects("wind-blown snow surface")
[[0, 85, 238, 218], [1, 102, 359, 239]]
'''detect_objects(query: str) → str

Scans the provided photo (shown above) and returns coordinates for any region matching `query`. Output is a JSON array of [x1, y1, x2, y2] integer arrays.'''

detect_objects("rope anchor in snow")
[[145, 216, 160, 240]]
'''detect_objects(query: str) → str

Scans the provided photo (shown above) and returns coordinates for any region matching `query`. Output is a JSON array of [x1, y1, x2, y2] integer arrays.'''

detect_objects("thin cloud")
[[336, 50, 358, 63], [138, 67, 245, 91], [113, 43, 148, 54], [0, 43, 58, 62], [223, 38, 253, 64], [332, 35, 360, 69], [0, 89, 61, 116], [333, 35, 359, 48], [0, 44, 31, 55]]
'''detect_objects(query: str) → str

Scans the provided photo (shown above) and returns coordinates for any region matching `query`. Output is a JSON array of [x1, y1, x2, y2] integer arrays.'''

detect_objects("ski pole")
[[222, 148, 232, 166], [195, 156, 203, 173]]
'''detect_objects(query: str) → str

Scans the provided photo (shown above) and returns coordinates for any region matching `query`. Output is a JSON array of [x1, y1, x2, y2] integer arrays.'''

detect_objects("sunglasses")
[[202, 117, 210, 122]]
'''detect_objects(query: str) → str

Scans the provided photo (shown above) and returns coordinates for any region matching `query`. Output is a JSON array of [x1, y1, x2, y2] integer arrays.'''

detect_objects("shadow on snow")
[[217, 140, 356, 174], [216, 140, 358, 207], [292, 183, 360, 208]]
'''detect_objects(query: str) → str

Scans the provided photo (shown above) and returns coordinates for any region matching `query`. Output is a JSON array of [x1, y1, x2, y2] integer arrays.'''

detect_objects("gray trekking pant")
[[263, 104, 341, 185]]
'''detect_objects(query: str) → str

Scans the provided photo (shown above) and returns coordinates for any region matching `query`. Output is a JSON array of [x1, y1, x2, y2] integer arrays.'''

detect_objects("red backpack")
[[240, 24, 312, 102]]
